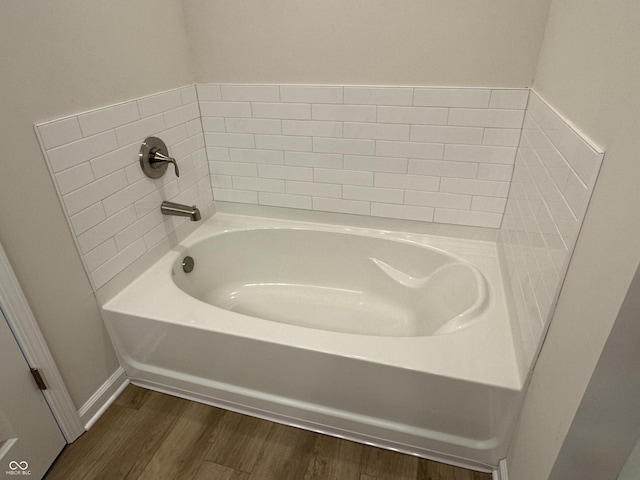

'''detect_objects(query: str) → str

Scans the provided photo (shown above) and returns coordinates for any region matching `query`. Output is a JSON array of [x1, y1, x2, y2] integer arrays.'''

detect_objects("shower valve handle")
[[150, 149, 180, 177], [139, 136, 180, 179]]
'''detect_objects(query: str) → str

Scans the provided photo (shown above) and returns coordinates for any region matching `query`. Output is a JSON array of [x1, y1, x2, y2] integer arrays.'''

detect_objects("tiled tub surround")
[[35, 86, 214, 290], [35, 81, 602, 356], [499, 91, 604, 367], [200, 84, 528, 228]]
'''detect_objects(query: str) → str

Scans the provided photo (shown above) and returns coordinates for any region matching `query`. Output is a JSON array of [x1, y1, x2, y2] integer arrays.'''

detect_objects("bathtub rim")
[[101, 212, 524, 391]]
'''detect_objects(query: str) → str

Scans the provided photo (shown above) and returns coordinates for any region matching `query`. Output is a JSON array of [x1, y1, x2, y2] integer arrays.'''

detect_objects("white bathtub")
[[101, 212, 524, 470]]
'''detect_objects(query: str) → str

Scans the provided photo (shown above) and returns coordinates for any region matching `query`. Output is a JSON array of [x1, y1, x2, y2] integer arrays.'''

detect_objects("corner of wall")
[[78, 368, 128, 431]]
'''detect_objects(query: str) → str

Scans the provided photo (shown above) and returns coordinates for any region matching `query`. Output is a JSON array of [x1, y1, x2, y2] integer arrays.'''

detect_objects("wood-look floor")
[[45, 385, 491, 480]]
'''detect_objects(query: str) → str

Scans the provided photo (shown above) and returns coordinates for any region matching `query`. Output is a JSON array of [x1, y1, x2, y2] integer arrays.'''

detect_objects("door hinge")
[[30, 368, 47, 390]]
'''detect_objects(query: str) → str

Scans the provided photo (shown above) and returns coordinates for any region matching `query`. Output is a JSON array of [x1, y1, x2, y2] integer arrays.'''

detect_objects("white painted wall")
[[547, 265, 640, 479], [0, 1, 194, 408], [182, 0, 552, 87], [506, 0, 640, 478], [619, 436, 640, 480]]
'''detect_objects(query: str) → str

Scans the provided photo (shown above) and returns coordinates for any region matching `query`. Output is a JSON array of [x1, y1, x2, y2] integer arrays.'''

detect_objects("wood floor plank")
[[80, 391, 188, 479], [248, 423, 318, 480], [45, 386, 494, 480], [204, 411, 274, 472], [113, 384, 152, 410], [44, 404, 137, 480], [304, 434, 365, 480], [417, 459, 491, 480], [135, 400, 226, 480], [193, 461, 250, 480], [362, 445, 419, 480]]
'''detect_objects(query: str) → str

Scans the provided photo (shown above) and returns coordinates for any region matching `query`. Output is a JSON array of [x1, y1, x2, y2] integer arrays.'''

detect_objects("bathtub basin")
[[173, 228, 488, 337], [101, 213, 523, 470]]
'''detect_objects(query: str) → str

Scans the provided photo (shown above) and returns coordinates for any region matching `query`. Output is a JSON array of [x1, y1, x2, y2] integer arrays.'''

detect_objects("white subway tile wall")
[[36, 84, 606, 378], [200, 84, 528, 227], [499, 91, 604, 367], [44, 84, 604, 315], [36, 86, 213, 290]]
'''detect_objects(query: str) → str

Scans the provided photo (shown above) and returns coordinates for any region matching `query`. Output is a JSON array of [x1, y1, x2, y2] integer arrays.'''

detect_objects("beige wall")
[[506, 0, 640, 478], [182, 0, 551, 87], [0, 0, 194, 408]]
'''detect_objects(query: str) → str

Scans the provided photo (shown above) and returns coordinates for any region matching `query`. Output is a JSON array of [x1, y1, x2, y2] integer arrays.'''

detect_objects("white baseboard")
[[493, 458, 509, 480], [78, 367, 128, 430]]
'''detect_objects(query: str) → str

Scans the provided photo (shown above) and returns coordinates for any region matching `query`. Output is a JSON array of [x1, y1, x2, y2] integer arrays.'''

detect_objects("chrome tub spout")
[[160, 201, 201, 221]]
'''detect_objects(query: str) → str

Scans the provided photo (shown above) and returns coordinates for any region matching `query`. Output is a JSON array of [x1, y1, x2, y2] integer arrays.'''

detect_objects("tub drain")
[[182, 256, 195, 273]]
